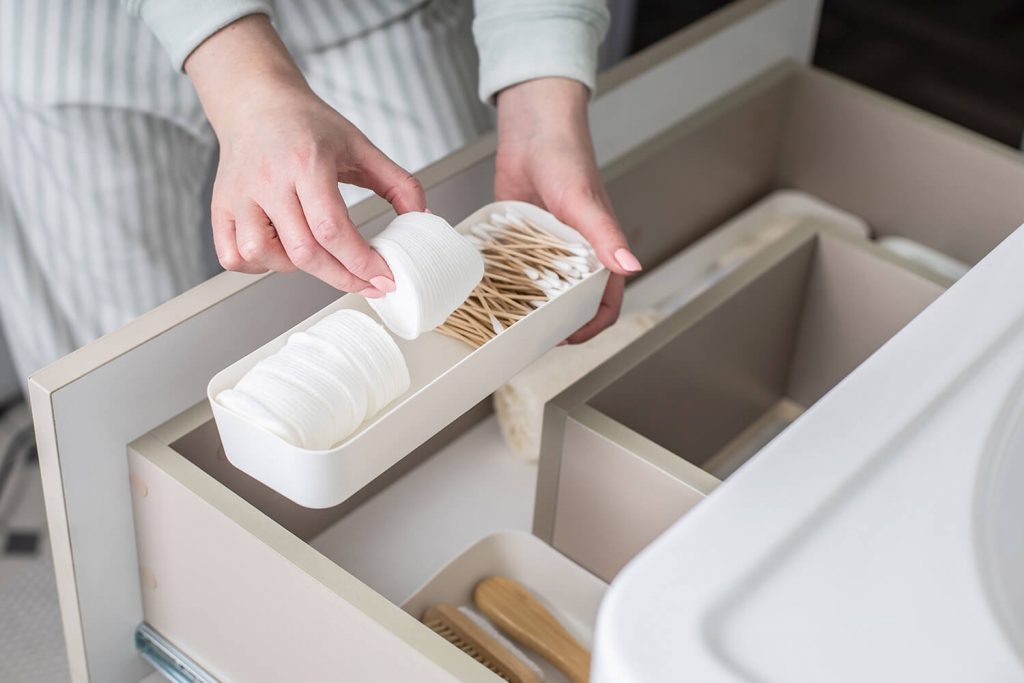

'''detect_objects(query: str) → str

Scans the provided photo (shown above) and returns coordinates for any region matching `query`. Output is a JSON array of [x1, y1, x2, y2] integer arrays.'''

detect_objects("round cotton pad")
[[217, 389, 301, 446], [301, 309, 410, 415], [216, 309, 411, 450], [367, 212, 484, 339]]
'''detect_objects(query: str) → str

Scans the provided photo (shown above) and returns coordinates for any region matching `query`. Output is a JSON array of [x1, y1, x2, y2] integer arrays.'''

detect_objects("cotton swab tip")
[[503, 210, 529, 229]]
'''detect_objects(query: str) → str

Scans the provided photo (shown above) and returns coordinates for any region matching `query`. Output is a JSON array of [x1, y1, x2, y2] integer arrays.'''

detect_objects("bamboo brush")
[[474, 577, 591, 683], [438, 210, 597, 348], [422, 604, 543, 682]]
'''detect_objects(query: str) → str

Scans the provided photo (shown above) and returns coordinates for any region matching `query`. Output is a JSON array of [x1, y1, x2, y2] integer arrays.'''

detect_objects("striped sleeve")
[[121, 0, 274, 72], [472, 0, 610, 104]]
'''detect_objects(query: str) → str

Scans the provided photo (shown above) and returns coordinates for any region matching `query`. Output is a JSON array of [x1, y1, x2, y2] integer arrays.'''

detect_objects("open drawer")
[[27, 3, 1024, 681]]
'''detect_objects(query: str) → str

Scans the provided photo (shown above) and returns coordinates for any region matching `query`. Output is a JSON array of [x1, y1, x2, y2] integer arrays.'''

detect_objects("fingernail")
[[614, 248, 642, 273], [424, 208, 432, 214], [370, 275, 396, 293], [360, 286, 384, 299], [557, 339, 569, 347]]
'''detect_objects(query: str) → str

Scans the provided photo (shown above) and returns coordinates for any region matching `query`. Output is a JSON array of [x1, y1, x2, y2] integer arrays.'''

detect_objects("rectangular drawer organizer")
[[539, 225, 945, 580], [29, 3, 1024, 681], [207, 201, 607, 509]]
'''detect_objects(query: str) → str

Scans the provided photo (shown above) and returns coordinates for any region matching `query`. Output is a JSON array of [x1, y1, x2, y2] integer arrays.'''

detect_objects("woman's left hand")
[[494, 77, 640, 344]]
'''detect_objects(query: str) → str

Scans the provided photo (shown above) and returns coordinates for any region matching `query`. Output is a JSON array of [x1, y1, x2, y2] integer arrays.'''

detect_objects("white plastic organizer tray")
[[403, 531, 608, 683], [208, 201, 608, 508]]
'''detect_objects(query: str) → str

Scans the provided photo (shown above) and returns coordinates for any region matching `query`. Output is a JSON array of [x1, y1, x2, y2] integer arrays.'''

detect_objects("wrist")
[[185, 14, 311, 136], [497, 77, 590, 147]]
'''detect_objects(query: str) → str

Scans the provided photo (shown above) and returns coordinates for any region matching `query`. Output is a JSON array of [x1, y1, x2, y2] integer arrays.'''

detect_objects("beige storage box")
[[537, 225, 946, 580]]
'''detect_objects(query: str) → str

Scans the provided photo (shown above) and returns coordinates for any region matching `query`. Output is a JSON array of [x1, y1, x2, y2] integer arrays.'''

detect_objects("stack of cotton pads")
[[368, 212, 485, 339], [216, 309, 410, 450]]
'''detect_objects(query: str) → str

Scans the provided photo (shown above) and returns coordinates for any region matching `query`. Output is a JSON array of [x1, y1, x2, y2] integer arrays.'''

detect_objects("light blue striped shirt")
[[121, 0, 610, 102]]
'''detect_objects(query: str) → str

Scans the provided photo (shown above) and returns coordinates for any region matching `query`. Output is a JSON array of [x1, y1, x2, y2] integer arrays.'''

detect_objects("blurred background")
[[1, 1, 1022, 681], [625, 0, 1024, 146]]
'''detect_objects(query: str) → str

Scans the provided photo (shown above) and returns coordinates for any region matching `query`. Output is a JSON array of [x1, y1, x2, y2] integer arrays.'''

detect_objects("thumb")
[[554, 190, 641, 276]]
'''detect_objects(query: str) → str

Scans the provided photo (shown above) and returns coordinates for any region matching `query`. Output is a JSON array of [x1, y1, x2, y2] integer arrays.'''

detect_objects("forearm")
[[184, 14, 310, 137]]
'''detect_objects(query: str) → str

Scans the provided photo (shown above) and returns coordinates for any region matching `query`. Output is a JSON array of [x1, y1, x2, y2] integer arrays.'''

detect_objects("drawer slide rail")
[[135, 623, 218, 683]]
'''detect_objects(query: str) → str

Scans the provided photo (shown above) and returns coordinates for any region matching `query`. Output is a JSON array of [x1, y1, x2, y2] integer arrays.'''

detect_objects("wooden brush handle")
[[474, 576, 591, 683]]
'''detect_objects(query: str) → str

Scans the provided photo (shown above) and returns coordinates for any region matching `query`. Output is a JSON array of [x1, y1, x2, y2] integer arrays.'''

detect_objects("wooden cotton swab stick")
[[438, 215, 592, 348]]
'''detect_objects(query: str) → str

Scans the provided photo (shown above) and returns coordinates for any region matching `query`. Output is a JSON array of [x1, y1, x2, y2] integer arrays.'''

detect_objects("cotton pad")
[[296, 309, 410, 416], [367, 212, 484, 339], [216, 309, 411, 450]]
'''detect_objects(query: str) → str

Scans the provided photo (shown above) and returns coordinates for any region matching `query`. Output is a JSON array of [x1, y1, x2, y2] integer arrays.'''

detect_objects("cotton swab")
[[436, 210, 596, 347]]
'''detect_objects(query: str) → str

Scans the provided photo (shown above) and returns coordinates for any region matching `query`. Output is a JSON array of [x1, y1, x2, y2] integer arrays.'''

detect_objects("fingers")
[[350, 144, 426, 214], [211, 206, 265, 274], [234, 201, 295, 273], [263, 190, 381, 296], [558, 189, 641, 277], [296, 162, 396, 293], [566, 273, 624, 344]]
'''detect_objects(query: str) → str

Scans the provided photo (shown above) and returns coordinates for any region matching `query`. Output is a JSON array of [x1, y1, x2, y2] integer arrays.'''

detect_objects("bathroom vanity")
[[28, 1, 1024, 680]]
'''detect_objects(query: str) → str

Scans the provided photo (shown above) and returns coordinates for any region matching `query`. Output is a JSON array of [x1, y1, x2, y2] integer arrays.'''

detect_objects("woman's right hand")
[[185, 15, 423, 297]]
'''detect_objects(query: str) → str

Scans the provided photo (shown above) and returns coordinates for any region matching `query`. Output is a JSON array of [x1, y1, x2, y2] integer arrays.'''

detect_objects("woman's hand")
[[185, 15, 424, 297], [494, 77, 639, 343]]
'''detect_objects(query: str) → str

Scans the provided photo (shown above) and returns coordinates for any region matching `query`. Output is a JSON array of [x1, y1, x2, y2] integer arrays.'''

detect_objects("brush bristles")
[[424, 618, 512, 680], [438, 209, 596, 348], [421, 604, 542, 683]]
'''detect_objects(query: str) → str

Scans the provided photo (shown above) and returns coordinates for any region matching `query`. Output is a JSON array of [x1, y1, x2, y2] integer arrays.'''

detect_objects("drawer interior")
[[588, 231, 946, 479], [132, 406, 600, 682], [604, 64, 1024, 274], [126, 61, 1024, 680]]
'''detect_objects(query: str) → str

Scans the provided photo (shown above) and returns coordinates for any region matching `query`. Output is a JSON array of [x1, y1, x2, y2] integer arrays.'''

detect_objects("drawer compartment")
[[601, 64, 1024, 275], [129, 406, 603, 682], [542, 227, 948, 580]]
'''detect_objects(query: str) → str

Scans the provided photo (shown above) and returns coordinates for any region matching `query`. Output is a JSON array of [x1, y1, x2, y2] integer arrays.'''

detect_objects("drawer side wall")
[[778, 70, 1024, 265], [127, 444, 489, 683]]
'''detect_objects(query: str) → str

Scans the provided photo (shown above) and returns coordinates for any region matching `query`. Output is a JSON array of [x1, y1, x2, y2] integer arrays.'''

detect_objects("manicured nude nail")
[[360, 286, 384, 299], [370, 275, 396, 293], [613, 248, 643, 273]]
